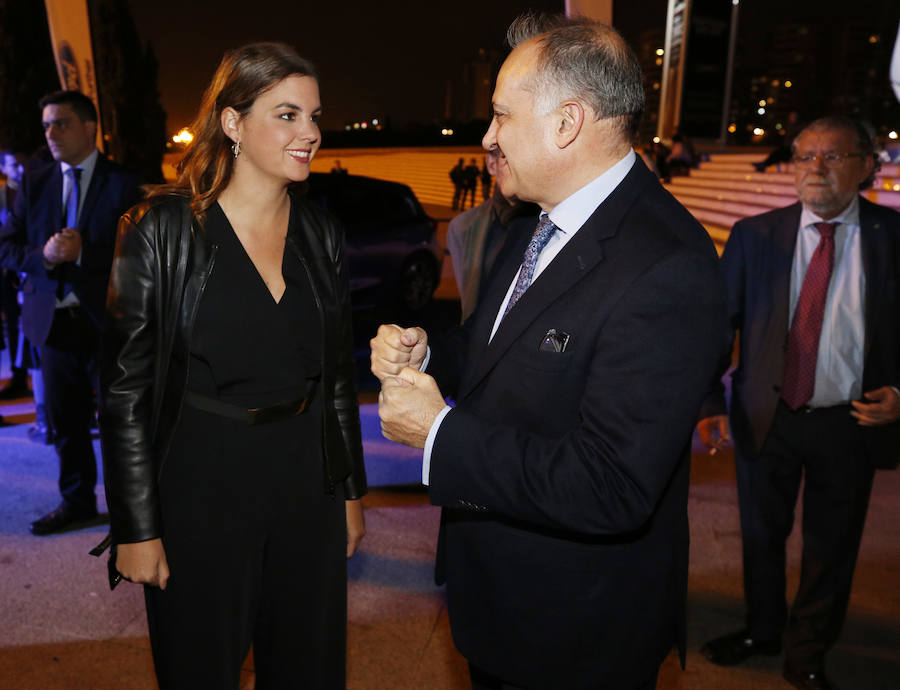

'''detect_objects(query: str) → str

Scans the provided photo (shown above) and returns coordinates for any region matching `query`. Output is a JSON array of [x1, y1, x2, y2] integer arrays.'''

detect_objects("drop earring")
[[232, 141, 241, 158]]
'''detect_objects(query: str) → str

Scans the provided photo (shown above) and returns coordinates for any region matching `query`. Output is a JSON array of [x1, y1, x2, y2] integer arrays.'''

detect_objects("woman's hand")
[[345, 499, 366, 558], [116, 538, 170, 589]]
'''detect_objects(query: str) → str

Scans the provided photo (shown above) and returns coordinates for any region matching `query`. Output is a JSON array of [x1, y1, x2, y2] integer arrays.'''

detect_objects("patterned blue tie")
[[503, 214, 558, 318], [64, 167, 82, 228]]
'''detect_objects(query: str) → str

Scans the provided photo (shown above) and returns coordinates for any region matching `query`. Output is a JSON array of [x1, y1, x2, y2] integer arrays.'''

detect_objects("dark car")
[[303, 172, 443, 312]]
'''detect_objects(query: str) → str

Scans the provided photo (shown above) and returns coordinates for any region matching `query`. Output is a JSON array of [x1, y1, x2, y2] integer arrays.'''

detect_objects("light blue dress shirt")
[[56, 149, 99, 308], [421, 150, 638, 484], [792, 195, 865, 407]]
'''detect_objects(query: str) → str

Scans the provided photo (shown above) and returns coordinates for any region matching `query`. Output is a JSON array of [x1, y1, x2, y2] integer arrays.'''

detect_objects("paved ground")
[[2, 220, 898, 689], [2, 347, 899, 689]]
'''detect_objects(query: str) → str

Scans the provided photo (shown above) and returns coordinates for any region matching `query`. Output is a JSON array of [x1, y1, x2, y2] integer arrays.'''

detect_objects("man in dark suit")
[[0, 90, 140, 535], [446, 148, 539, 322], [1, 149, 30, 402], [698, 116, 900, 690], [371, 14, 726, 690]]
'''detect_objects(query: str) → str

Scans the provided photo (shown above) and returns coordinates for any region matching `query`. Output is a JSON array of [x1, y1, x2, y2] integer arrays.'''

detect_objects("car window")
[[377, 188, 420, 223], [305, 175, 424, 237]]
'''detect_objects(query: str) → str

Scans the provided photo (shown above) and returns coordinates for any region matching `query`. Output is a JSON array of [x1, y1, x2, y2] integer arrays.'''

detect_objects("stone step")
[[669, 196, 744, 230], [706, 152, 767, 163], [666, 181, 796, 208], [862, 188, 900, 210], [307, 149, 485, 208], [670, 175, 798, 197], [701, 155, 900, 177], [691, 167, 795, 183], [669, 192, 771, 219], [698, 160, 770, 173]]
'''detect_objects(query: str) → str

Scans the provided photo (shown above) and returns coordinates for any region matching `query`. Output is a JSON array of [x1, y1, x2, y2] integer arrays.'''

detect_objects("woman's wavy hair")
[[147, 42, 318, 222]]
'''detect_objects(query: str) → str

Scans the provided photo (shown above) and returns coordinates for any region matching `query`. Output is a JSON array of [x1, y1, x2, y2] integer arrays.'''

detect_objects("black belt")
[[780, 399, 852, 414], [184, 388, 313, 425]]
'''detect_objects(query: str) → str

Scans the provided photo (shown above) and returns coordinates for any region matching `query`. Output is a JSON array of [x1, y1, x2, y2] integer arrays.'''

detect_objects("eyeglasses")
[[792, 152, 864, 168]]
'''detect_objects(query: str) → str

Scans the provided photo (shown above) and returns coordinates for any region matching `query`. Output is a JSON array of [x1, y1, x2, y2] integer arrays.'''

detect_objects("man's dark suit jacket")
[[0, 155, 141, 345], [701, 197, 900, 470], [427, 158, 728, 689]]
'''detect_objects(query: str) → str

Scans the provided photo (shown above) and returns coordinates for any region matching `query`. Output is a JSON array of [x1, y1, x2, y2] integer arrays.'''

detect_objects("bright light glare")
[[172, 128, 193, 144]]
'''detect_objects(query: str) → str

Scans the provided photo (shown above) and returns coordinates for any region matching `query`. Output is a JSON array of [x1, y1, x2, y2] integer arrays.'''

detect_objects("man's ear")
[[859, 152, 876, 187], [556, 101, 584, 149], [221, 106, 242, 144]]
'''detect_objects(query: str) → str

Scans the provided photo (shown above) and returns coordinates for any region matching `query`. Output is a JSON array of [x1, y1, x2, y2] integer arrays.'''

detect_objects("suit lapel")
[[77, 156, 107, 234], [769, 204, 802, 346], [45, 165, 64, 238], [858, 197, 884, 361], [458, 228, 529, 397], [459, 157, 652, 399]]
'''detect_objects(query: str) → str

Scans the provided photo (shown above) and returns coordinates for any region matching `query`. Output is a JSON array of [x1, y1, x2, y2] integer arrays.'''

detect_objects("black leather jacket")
[[99, 192, 366, 545]]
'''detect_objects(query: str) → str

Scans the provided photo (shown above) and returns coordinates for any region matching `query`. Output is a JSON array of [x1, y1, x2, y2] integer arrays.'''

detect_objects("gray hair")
[[506, 12, 645, 140], [792, 115, 880, 190]]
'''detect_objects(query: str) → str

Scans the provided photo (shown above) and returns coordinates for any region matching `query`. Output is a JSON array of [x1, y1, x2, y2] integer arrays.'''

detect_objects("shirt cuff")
[[422, 405, 452, 486], [420, 346, 431, 372]]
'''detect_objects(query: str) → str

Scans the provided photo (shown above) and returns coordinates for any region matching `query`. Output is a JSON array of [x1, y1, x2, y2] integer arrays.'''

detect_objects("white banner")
[[44, 0, 103, 147]]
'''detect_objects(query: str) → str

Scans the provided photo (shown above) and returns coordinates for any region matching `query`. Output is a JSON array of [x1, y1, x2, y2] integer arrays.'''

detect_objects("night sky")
[[127, 0, 900, 137], [127, 0, 564, 134]]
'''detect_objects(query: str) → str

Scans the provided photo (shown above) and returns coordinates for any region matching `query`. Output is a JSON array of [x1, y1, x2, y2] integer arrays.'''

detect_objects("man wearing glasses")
[[698, 116, 900, 690]]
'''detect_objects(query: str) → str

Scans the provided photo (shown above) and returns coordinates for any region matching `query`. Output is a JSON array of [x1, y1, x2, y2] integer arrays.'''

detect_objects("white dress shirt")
[[421, 150, 638, 484], [60, 148, 99, 223], [791, 195, 865, 406]]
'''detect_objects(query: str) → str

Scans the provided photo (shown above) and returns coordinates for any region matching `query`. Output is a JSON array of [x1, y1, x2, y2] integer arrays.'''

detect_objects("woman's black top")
[[188, 201, 321, 407]]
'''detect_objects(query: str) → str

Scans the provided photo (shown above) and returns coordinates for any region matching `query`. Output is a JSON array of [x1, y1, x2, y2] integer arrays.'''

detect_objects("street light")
[[172, 128, 193, 145]]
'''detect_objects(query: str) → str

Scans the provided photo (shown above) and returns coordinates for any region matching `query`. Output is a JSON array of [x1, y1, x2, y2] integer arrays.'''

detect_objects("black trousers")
[[42, 306, 99, 511], [736, 400, 874, 672], [145, 400, 347, 689], [0, 269, 22, 374], [469, 663, 659, 690]]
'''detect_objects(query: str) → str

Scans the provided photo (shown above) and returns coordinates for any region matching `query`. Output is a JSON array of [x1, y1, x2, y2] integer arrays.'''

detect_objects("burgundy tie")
[[782, 222, 837, 409]]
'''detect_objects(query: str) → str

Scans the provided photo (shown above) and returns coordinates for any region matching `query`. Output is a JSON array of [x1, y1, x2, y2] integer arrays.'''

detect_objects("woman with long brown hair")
[[100, 42, 366, 688]]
